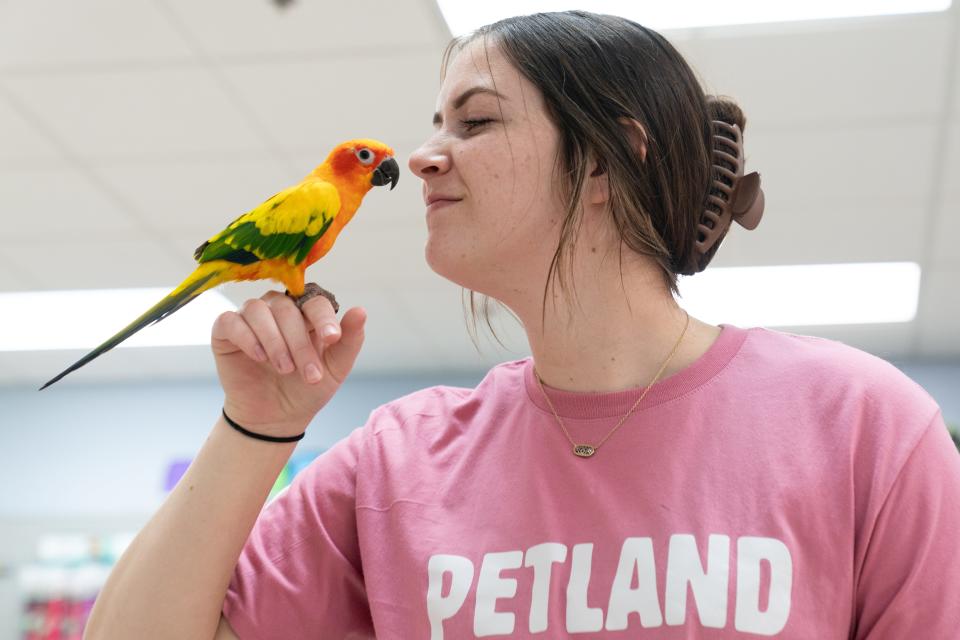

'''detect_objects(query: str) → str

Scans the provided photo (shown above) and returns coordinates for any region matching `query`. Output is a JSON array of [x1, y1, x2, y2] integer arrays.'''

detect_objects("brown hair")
[[442, 11, 747, 348]]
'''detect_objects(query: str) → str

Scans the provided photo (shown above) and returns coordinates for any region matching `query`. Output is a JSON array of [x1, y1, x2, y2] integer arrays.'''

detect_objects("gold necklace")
[[534, 310, 690, 458]]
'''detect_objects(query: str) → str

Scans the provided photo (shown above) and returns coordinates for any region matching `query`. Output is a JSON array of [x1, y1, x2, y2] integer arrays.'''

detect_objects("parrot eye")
[[355, 148, 375, 165]]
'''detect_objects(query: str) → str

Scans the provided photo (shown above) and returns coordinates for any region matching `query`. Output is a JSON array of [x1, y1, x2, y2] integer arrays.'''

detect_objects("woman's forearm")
[[84, 415, 300, 640]]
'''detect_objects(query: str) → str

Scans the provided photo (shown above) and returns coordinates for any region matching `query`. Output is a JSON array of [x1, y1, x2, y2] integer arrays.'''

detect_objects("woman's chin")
[[424, 245, 489, 293], [424, 243, 460, 283]]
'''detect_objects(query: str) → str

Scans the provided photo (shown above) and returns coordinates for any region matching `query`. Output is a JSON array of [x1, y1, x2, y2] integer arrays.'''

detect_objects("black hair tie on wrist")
[[222, 409, 305, 443]]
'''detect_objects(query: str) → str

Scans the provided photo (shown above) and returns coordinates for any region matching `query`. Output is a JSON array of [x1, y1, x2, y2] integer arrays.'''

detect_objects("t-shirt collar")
[[522, 323, 748, 419]]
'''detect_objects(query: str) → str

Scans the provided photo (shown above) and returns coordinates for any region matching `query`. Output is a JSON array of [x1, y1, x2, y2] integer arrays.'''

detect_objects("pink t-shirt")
[[223, 324, 960, 638]]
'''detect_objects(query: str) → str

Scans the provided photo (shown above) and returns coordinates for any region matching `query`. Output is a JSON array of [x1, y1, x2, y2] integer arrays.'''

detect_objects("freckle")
[[189, 485, 195, 491], [493, 173, 500, 179], [611, 356, 616, 361], [591, 247, 597, 253]]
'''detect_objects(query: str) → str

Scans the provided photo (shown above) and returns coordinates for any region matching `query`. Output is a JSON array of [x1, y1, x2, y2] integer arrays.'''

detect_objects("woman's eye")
[[461, 118, 493, 132]]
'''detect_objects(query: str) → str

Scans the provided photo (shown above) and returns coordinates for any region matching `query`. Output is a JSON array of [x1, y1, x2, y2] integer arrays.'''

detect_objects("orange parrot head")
[[317, 138, 399, 193]]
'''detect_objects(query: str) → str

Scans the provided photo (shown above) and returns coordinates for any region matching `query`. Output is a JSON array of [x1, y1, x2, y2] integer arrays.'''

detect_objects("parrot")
[[39, 138, 399, 390]]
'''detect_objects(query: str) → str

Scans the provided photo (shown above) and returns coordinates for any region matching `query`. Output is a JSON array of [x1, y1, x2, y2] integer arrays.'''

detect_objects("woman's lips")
[[426, 198, 461, 213]]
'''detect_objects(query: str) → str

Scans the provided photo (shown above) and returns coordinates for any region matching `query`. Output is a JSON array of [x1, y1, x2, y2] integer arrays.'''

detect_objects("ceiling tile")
[[4, 232, 183, 290], [916, 266, 960, 358], [942, 122, 960, 197], [4, 68, 264, 159], [747, 123, 937, 201], [94, 155, 291, 234], [220, 54, 439, 152], [954, 7, 960, 119], [0, 93, 65, 165], [932, 192, 960, 267], [303, 220, 432, 290], [344, 286, 442, 375], [163, 0, 447, 57], [712, 195, 928, 267], [0, 0, 193, 70], [932, 123, 960, 265], [677, 14, 950, 126], [0, 167, 139, 237], [393, 283, 531, 373], [0, 252, 41, 291]]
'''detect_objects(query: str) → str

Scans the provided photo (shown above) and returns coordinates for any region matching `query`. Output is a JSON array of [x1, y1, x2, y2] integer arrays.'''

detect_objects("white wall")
[[0, 371, 485, 516]]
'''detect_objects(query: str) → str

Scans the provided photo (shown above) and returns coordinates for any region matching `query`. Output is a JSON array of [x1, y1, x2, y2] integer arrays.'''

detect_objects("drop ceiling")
[[0, 0, 958, 387]]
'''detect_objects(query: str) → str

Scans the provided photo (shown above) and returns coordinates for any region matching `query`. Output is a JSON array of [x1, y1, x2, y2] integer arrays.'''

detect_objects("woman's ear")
[[586, 154, 609, 205], [585, 119, 647, 206], [618, 117, 648, 164]]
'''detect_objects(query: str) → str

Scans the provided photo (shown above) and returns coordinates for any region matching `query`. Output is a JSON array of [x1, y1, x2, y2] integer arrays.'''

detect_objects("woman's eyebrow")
[[433, 86, 508, 126]]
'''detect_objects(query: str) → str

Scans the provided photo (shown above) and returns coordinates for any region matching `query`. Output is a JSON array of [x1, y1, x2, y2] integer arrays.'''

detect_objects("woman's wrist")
[[221, 409, 305, 443], [220, 402, 310, 442]]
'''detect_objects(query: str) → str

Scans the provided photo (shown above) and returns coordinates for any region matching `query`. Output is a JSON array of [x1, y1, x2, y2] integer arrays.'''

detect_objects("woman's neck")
[[510, 258, 720, 393]]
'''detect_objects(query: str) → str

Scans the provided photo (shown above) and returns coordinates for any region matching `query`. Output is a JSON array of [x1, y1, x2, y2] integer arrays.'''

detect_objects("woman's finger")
[[210, 310, 268, 363], [298, 293, 342, 346], [267, 294, 325, 384], [239, 297, 294, 375]]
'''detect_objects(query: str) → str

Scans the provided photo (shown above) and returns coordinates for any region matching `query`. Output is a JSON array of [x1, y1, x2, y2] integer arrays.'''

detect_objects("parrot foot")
[[286, 283, 339, 314]]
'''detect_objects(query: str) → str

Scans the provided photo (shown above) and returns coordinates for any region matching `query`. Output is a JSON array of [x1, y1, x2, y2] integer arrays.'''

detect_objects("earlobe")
[[618, 117, 648, 164]]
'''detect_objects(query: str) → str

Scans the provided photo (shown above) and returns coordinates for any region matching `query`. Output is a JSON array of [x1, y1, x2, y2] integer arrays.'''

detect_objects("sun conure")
[[40, 138, 399, 390]]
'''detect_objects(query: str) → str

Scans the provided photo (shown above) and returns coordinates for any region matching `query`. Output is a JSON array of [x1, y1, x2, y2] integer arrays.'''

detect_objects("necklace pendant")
[[573, 444, 596, 458]]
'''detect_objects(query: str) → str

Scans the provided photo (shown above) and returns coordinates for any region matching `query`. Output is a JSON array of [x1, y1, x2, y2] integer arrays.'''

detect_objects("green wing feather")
[[194, 180, 341, 267]]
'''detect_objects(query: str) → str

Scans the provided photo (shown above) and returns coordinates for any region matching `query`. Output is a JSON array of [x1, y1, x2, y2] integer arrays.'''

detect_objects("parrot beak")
[[372, 156, 400, 190]]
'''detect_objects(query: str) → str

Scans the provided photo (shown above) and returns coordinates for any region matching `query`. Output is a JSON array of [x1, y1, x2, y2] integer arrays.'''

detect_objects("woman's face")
[[408, 39, 566, 303]]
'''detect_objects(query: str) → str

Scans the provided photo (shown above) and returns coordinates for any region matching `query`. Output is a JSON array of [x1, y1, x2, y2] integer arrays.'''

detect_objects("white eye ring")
[[355, 148, 375, 165]]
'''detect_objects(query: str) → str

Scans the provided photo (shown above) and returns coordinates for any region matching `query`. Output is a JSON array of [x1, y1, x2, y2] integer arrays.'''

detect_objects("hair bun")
[[707, 95, 746, 131]]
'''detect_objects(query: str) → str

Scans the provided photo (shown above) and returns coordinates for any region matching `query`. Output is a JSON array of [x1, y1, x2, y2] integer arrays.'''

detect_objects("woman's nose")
[[408, 139, 450, 177]]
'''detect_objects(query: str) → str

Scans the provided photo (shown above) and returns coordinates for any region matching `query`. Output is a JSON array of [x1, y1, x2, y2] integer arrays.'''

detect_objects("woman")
[[85, 11, 960, 639]]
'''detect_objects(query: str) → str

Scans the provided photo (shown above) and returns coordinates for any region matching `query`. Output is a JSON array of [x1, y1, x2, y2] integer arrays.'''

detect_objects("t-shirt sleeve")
[[853, 410, 960, 638], [222, 425, 375, 640]]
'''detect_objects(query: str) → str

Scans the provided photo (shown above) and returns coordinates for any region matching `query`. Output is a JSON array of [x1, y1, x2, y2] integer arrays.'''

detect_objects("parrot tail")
[[39, 263, 231, 390]]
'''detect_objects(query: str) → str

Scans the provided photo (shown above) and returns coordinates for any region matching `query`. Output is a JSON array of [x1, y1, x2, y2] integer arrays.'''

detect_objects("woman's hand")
[[210, 289, 366, 438]]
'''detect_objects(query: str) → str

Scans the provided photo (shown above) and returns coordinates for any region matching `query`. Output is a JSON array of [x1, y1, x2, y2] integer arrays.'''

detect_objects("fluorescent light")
[[437, 0, 952, 36], [676, 262, 921, 327], [0, 288, 237, 351]]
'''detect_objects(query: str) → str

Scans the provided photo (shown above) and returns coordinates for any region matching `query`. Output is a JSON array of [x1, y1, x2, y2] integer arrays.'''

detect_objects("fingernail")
[[278, 355, 294, 373], [322, 325, 339, 339], [305, 363, 322, 383], [254, 345, 268, 362]]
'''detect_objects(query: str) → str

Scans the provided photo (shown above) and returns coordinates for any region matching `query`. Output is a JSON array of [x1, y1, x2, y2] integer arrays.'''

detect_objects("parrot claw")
[[287, 282, 339, 314]]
